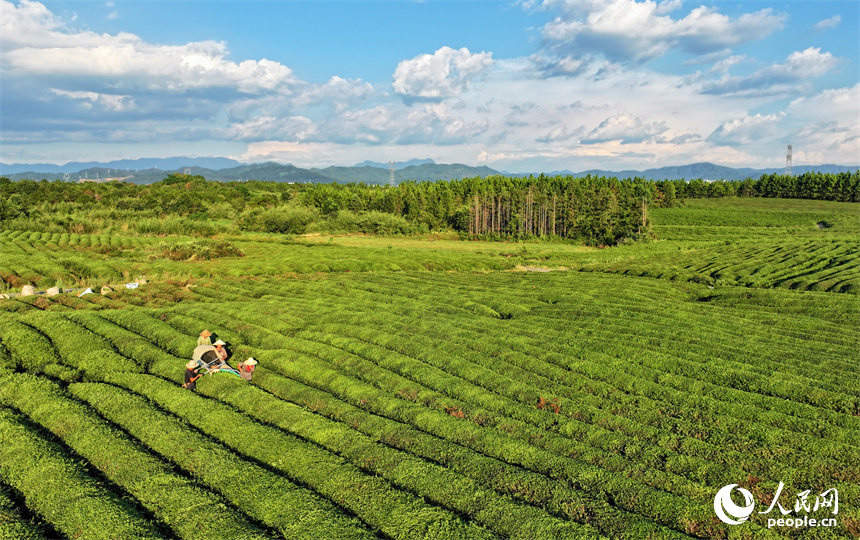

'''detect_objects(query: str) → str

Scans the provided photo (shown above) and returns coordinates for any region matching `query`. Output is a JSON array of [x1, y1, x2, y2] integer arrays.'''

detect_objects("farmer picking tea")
[[213, 339, 228, 362], [198, 329, 212, 346], [183, 361, 202, 390], [237, 357, 257, 381]]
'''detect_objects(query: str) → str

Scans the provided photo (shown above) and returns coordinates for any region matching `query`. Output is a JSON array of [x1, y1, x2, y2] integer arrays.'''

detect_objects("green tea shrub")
[[0, 480, 45, 540], [107, 373, 500, 540], [151, 239, 244, 261], [70, 381, 378, 540], [0, 407, 164, 540], [0, 375, 271, 540]]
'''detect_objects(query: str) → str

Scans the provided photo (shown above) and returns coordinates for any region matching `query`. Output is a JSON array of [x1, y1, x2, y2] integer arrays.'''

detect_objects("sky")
[[1, 0, 858, 173]]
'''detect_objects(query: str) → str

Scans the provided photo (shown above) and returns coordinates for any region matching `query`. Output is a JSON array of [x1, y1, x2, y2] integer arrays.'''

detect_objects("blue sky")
[[1, 0, 857, 172]]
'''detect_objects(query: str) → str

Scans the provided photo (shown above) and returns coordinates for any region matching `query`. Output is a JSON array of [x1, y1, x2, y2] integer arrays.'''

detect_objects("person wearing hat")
[[237, 357, 257, 381], [213, 339, 228, 363], [197, 330, 212, 347], [183, 361, 202, 390]]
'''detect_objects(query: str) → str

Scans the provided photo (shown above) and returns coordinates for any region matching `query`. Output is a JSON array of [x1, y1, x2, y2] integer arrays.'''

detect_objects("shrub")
[[151, 239, 244, 261], [238, 205, 319, 234], [355, 211, 414, 235]]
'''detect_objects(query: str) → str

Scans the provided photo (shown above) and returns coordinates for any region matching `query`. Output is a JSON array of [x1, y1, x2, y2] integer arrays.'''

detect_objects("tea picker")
[[190, 344, 241, 378], [182, 361, 202, 390]]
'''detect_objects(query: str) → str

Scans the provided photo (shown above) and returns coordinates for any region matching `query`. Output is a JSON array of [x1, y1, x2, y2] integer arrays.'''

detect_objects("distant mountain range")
[[0, 157, 242, 175], [540, 163, 859, 181], [1, 157, 856, 184]]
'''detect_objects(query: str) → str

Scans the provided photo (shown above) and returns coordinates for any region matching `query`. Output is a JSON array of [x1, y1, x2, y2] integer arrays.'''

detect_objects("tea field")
[[0, 197, 857, 539]]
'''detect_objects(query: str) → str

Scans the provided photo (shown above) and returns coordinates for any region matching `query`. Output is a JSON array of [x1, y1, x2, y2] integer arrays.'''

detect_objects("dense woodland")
[[1, 170, 857, 246]]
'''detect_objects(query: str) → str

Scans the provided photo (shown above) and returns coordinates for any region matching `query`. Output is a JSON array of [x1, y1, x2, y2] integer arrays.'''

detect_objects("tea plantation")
[[0, 196, 857, 539]]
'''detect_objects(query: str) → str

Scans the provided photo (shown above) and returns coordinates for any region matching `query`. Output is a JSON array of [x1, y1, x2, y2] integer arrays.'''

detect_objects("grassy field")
[[0, 197, 857, 539], [1, 197, 856, 294]]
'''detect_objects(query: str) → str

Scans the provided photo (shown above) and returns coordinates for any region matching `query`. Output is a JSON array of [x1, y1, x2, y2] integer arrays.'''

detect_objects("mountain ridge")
[[2, 158, 856, 184]]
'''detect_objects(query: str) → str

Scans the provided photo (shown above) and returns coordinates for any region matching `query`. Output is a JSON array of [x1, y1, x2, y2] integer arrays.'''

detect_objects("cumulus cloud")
[[304, 101, 490, 146], [324, 105, 395, 144], [529, 0, 786, 70], [536, 124, 582, 143], [582, 113, 670, 144], [529, 53, 588, 77], [291, 76, 375, 111], [707, 112, 785, 145], [1, 0, 297, 94], [787, 83, 859, 121], [700, 47, 841, 96], [3, 0, 855, 172], [1, 0, 386, 147], [6, 38, 296, 94], [392, 46, 493, 100], [397, 102, 490, 144], [785, 84, 860, 160], [0, 0, 62, 48], [221, 116, 318, 142]]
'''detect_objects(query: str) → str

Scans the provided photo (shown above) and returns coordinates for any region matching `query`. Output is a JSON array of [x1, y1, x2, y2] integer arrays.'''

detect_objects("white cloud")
[[785, 84, 860, 163], [787, 84, 859, 121], [398, 102, 490, 144], [222, 76, 376, 129], [291, 76, 375, 111], [814, 15, 841, 32], [707, 55, 746, 76], [3, 0, 856, 172], [529, 53, 588, 77], [536, 124, 582, 143], [221, 116, 317, 142], [324, 105, 394, 143], [529, 0, 786, 70], [1, 1, 296, 94], [707, 112, 785, 145], [392, 46, 493, 99], [0, 0, 61, 48], [700, 47, 841, 96], [50, 88, 134, 111], [308, 101, 490, 146], [582, 112, 670, 143]]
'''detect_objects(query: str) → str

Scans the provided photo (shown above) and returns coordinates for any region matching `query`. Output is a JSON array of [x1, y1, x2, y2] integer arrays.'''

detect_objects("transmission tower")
[[388, 161, 396, 186], [785, 145, 793, 176]]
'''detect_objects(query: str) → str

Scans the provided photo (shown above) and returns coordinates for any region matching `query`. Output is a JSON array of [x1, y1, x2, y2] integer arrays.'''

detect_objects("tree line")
[[657, 171, 858, 201], [1, 170, 856, 245]]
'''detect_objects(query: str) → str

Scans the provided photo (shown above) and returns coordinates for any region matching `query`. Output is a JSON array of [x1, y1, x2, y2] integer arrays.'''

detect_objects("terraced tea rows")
[[1, 268, 856, 539], [1, 196, 857, 539]]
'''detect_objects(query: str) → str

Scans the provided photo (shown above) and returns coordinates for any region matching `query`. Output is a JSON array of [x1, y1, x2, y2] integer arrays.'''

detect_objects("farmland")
[[0, 190, 857, 539]]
